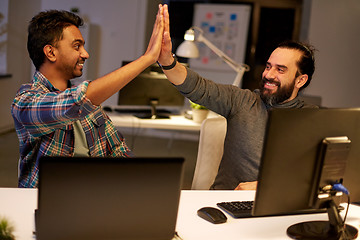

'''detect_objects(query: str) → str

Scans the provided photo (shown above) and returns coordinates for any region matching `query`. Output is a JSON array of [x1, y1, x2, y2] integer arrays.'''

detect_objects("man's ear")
[[296, 74, 308, 89], [43, 45, 56, 62]]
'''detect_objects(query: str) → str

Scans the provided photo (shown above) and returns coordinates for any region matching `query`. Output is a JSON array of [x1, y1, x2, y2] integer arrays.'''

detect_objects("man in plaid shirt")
[[11, 6, 166, 187]]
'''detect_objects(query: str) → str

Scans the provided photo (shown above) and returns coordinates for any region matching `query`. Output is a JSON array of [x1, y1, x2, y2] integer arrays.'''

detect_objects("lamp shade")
[[176, 40, 199, 58]]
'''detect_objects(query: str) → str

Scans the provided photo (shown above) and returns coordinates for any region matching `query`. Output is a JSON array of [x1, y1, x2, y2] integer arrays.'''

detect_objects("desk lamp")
[[176, 27, 250, 87]]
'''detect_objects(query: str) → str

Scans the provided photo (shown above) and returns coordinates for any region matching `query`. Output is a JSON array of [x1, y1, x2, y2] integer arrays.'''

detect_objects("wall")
[[0, 0, 41, 132], [2, 0, 360, 133], [39, 0, 152, 106], [193, 1, 360, 108], [302, 0, 360, 108], [1, 0, 165, 133]]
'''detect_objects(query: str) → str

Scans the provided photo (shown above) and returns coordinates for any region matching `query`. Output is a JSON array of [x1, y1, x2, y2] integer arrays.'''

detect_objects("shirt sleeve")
[[175, 67, 255, 118], [11, 81, 98, 137]]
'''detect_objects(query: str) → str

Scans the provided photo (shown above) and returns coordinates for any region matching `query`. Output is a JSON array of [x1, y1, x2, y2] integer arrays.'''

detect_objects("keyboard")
[[217, 200, 333, 219], [217, 201, 254, 218], [113, 108, 173, 114], [113, 108, 175, 119]]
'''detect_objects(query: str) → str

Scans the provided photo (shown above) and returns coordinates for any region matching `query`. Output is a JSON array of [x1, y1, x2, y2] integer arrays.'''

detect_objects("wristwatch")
[[157, 54, 177, 70]]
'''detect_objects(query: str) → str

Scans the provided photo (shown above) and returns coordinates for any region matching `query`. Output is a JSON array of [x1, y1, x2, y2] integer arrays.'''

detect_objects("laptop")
[[36, 156, 184, 240]]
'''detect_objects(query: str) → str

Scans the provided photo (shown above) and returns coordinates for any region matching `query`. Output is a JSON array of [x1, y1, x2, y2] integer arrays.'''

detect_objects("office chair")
[[191, 115, 227, 190]]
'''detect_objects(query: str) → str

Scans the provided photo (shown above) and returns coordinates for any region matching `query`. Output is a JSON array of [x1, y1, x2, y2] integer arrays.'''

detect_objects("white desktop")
[[106, 108, 220, 142], [107, 110, 202, 131], [1, 188, 359, 240], [105, 108, 212, 190]]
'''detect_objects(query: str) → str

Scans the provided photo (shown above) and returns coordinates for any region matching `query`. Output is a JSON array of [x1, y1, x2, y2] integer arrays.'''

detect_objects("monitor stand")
[[135, 99, 170, 119], [287, 199, 358, 239]]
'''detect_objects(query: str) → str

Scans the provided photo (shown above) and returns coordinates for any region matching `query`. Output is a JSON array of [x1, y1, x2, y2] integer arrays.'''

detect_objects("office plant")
[[189, 100, 209, 123], [0, 217, 15, 240]]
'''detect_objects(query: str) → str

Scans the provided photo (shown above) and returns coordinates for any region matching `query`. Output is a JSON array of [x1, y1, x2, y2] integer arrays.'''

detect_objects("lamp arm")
[[233, 69, 246, 87], [196, 32, 250, 73], [189, 26, 249, 87]]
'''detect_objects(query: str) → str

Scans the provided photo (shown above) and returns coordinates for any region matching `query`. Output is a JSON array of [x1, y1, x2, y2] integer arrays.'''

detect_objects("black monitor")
[[253, 108, 360, 239], [117, 62, 185, 119]]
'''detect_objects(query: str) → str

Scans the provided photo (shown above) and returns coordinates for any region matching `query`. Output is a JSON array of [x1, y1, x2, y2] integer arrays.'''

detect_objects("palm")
[[158, 4, 173, 65], [159, 31, 172, 63], [144, 5, 164, 61]]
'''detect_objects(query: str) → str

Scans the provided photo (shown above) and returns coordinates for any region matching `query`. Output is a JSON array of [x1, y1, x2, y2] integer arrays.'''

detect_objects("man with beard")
[[11, 6, 165, 188], [156, 5, 317, 190]]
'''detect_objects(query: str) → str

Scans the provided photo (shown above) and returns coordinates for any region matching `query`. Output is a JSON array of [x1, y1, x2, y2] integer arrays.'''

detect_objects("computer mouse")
[[197, 207, 227, 224]]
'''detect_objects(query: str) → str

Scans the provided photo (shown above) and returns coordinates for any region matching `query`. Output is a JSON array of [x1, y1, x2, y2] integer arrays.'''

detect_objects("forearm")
[[161, 59, 187, 85]]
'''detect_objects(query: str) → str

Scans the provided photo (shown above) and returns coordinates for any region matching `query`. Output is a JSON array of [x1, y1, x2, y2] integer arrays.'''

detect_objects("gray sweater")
[[176, 68, 318, 190]]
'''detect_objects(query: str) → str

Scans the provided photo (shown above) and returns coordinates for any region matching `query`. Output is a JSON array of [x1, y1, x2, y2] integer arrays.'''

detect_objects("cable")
[[331, 183, 353, 240], [330, 183, 350, 224], [343, 195, 350, 224], [332, 183, 350, 195], [338, 195, 351, 240]]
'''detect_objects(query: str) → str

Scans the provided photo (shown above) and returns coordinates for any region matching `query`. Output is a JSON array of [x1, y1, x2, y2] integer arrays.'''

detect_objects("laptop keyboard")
[[217, 201, 254, 218]]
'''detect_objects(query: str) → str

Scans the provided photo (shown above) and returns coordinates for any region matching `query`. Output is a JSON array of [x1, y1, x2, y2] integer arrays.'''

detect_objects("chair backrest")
[[191, 115, 227, 190]]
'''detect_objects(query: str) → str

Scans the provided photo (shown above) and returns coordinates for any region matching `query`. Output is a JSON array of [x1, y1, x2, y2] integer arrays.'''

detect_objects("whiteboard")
[[189, 3, 251, 72]]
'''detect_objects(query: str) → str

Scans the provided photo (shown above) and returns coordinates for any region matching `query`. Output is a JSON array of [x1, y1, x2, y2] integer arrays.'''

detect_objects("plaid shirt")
[[11, 71, 133, 188]]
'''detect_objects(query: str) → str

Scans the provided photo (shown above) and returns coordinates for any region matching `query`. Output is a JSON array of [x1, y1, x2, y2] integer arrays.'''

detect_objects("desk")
[[1, 188, 359, 240], [107, 112, 218, 189], [107, 110, 222, 139], [107, 112, 206, 189], [177, 191, 360, 239], [107, 112, 203, 142], [0, 188, 37, 240], [107, 112, 202, 131]]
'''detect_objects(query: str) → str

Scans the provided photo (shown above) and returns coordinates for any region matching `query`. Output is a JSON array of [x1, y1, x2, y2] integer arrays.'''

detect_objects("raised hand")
[[156, 4, 187, 86], [158, 4, 174, 66], [144, 4, 165, 63]]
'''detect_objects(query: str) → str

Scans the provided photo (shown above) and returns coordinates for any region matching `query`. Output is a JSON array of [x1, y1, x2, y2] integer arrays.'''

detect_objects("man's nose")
[[81, 48, 89, 59], [264, 68, 276, 79]]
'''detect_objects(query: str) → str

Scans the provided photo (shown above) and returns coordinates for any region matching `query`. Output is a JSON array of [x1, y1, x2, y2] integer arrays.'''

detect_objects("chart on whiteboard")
[[189, 3, 251, 72]]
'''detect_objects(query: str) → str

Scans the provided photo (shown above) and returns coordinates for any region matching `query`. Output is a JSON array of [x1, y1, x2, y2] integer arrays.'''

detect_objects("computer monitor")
[[252, 108, 360, 239], [117, 62, 185, 119]]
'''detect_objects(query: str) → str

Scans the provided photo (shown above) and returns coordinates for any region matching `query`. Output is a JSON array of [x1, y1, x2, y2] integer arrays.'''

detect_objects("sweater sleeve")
[[175, 67, 258, 118]]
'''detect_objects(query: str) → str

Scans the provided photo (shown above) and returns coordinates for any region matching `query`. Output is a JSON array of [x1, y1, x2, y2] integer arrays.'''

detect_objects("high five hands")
[[145, 4, 175, 67], [144, 4, 165, 64], [158, 4, 174, 67]]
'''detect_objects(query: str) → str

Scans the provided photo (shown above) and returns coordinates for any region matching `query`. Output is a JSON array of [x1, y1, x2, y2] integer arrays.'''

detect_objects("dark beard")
[[259, 78, 295, 106]]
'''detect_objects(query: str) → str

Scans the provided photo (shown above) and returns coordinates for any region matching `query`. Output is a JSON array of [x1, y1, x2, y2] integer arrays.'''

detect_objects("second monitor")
[[117, 62, 185, 119], [253, 108, 360, 239]]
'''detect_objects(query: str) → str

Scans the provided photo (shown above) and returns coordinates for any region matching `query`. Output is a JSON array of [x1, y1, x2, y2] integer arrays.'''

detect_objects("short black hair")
[[27, 10, 83, 70], [277, 40, 316, 90]]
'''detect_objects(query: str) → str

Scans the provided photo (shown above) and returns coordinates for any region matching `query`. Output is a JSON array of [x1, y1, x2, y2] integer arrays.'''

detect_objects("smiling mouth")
[[77, 62, 84, 69], [265, 82, 277, 88], [263, 79, 280, 90]]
